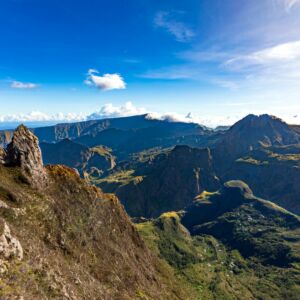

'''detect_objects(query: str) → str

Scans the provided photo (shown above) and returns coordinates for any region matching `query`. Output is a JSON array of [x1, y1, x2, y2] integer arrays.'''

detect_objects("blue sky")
[[1, 0, 300, 127]]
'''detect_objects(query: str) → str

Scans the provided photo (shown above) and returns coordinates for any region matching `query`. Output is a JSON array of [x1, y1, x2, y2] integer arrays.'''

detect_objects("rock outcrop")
[[0, 219, 23, 261], [5, 125, 47, 187], [100, 145, 220, 218], [0, 126, 185, 299], [0, 147, 5, 164]]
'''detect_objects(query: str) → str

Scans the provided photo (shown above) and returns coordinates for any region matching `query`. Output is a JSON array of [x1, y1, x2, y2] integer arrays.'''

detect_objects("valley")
[[1, 114, 300, 299]]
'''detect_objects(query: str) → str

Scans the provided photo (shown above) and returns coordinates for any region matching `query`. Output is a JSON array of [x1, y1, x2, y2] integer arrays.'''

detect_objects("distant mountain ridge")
[[1, 121, 300, 299], [0, 114, 207, 144], [98, 145, 220, 218], [0, 114, 220, 159], [215, 114, 300, 162], [2, 113, 300, 217], [40, 139, 116, 177]]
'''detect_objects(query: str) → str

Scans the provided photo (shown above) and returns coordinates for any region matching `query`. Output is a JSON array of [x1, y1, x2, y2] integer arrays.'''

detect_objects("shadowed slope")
[[0, 126, 187, 300]]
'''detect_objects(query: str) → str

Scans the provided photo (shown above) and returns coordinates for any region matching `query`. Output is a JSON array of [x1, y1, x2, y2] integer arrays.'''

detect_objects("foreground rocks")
[[4, 125, 47, 188], [0, 125, 185, 299], [0, 219, 23, 262], [0, 147, 5, 164]]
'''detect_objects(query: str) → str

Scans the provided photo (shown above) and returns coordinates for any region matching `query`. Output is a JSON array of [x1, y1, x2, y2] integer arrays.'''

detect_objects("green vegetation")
[[0, 163, 188, 299], [236, 157, 269, 165], [137, 216, 300, 300], [90, 145, 113, 156], [136, 182, 300, 300]]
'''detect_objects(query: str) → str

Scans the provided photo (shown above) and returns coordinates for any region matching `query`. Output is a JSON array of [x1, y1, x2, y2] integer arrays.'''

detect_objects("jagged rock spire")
[[5, 125, 47, 187]]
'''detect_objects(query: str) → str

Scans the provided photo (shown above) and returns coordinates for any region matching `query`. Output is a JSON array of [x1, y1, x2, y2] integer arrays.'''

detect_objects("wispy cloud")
[[225, 40, 300, 69], [154, 11, 195, 43], [140, 65, 199, 80], [10, 81, 38, 89], [84, 69, 126, 91], [282, 0, 300, 11]]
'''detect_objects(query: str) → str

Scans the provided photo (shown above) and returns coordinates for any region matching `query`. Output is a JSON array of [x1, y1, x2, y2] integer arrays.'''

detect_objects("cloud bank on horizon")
[[1, 0, 300, 124], [0, 102, 299, 129]]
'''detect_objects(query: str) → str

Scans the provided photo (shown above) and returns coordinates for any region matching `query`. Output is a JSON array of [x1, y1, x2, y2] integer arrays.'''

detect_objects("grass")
[[90, 145, 113, 156], [136, 207, 300, 300], [0, 164, 188, 300], [236, 157, 269, 165]]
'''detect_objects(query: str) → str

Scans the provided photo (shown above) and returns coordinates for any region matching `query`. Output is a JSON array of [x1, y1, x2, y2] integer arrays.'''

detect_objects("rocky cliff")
[[214, 114, 300, 167], [0, 126, 185, 299], [98, 145, 220, 218], [4, 124, 47, 188]]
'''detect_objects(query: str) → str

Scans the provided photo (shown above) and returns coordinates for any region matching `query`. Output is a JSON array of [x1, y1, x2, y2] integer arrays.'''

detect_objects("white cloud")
[[0, 111, 85, 123], [145, 112, 241, 128], [154, 11, 195, 43], [10, 81, 38, 89], [225, 40, 300, 68], [84, 69, 126, 91], [0, 102, 145, 125], [282, 0, 300, 11], [87, 102, 146, 119], [0, 103, 299, 129]]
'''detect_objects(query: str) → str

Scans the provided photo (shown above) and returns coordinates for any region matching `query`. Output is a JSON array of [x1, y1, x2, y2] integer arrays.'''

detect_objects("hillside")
[[214, 114, 300, 165], [96, 145, 220, 218], [220, 145, 300, 214], [0, 125, 186, 299], [0, 115, 221, 159], [40, 139, 115, 177], [137, 181, 300, 299]]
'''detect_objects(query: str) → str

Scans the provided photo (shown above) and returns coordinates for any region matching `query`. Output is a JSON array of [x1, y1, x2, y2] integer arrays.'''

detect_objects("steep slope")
[[0, 130, 13, 147], [214, 114, 300, 164], [40, 139, 115, 177], [0, 115, 221, 160], [0, 126, 186, 300], [220, 145, 300, 215], [72, 120, 219, 160], [182, 181, 300, 266], [212, 114, 300, 215], [137, 182, 300, 299], [0, 114, 212, 144], [97, 145, 220, 218]]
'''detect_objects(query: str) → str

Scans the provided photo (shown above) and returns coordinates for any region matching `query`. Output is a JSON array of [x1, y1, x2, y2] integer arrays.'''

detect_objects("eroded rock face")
[[5, 125, 47, 187], [0, 147, 5, 164], [0, 219, 23, 261]]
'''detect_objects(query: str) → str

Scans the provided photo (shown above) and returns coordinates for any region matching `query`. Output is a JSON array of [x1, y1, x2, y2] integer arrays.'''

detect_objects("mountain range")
[[1, 114, 300, 299]]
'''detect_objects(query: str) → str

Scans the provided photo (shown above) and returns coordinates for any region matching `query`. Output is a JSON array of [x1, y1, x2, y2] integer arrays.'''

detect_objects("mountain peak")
[[233, 114, 287, 129], [5, 124, 47, 187], [215, 114, 300, 162]]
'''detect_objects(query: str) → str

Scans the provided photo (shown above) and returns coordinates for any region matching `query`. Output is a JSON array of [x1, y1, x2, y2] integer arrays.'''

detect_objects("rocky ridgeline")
[[0, 124, 181, 299], [0, 125, 44, 274], [1, 124, 47, 188]]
